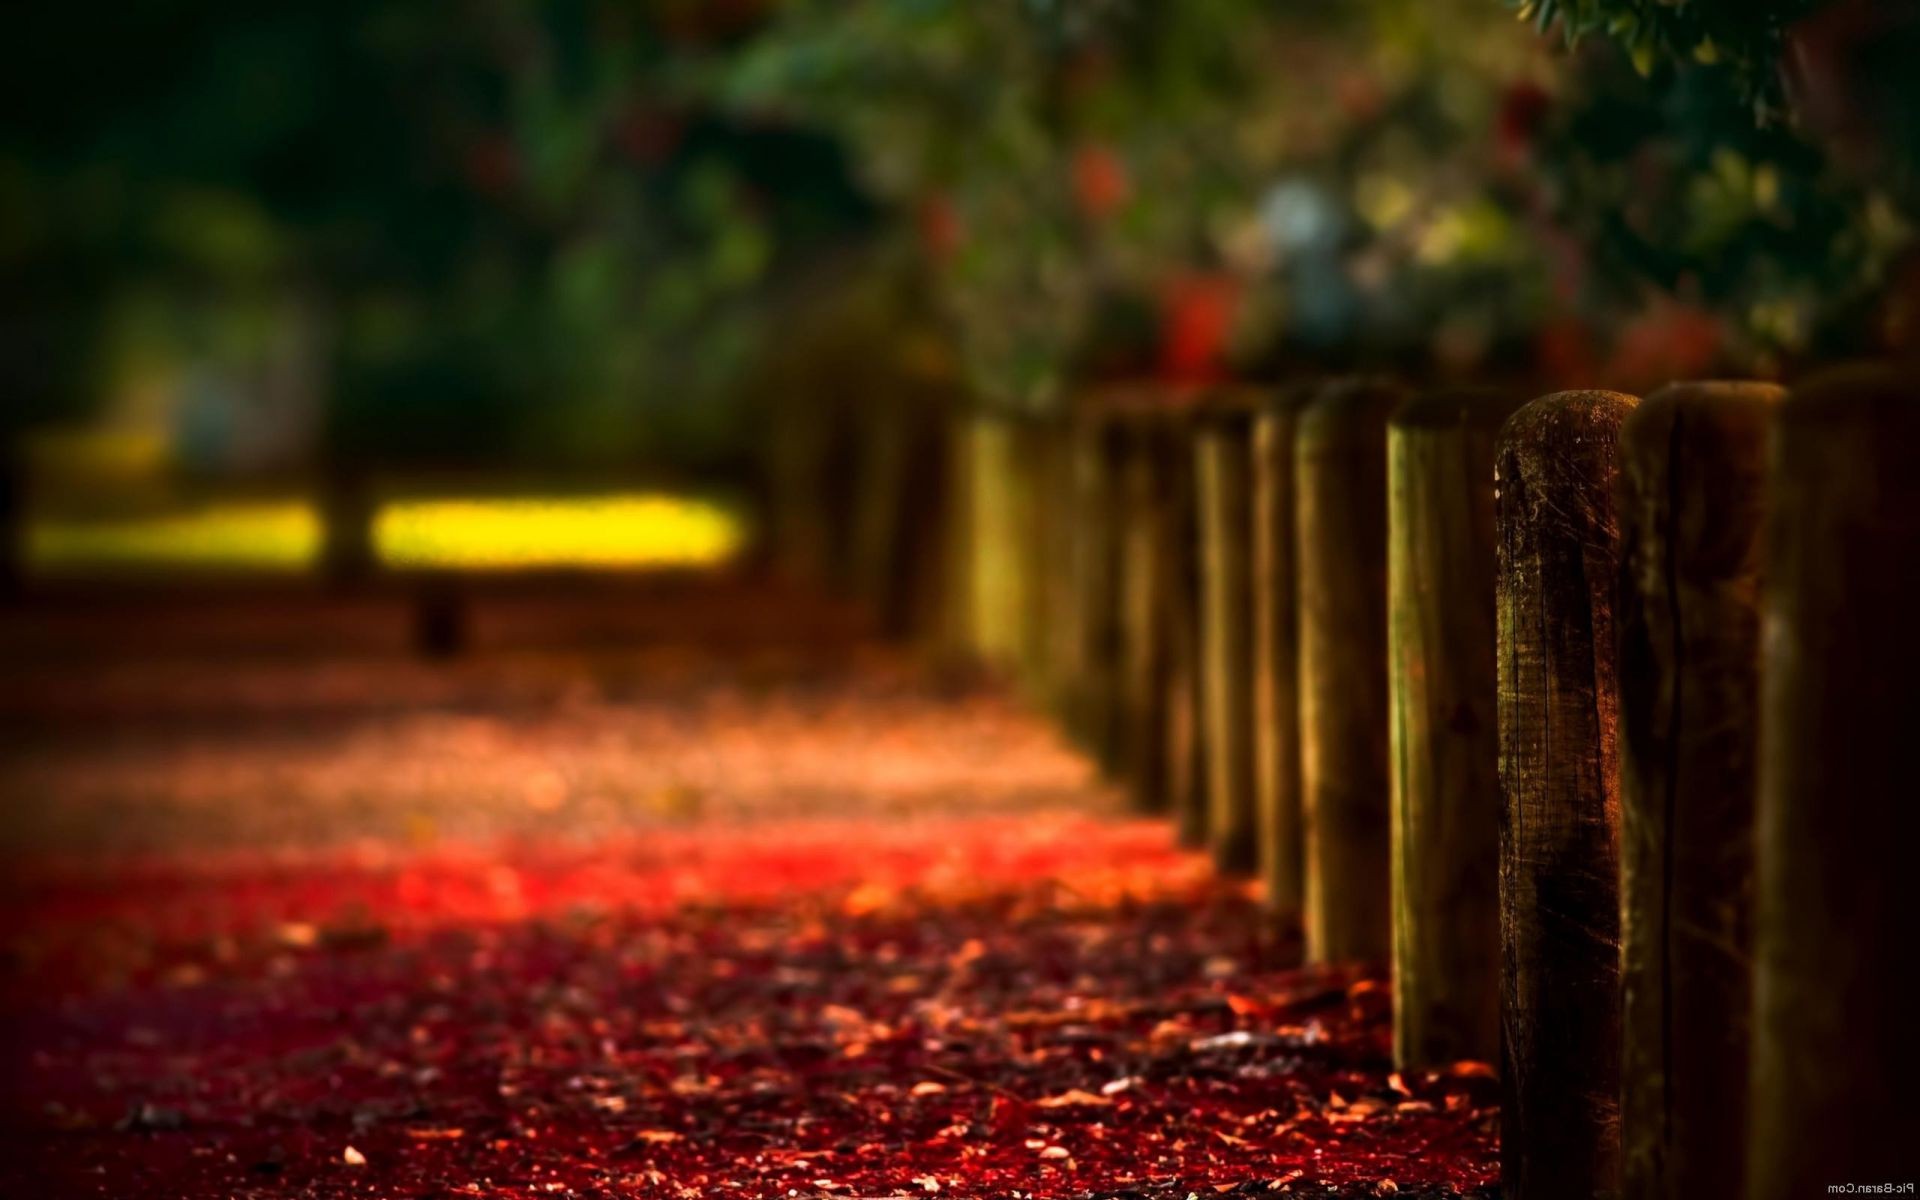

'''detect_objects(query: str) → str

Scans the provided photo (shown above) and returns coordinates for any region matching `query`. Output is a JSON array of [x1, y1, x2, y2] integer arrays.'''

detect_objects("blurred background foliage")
[[2, 0, 875, 480], [3, 0, 1916, 471]]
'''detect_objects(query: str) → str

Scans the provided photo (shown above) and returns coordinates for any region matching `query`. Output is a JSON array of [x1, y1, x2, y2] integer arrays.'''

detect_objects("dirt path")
[[0, 577, 1496, 1198]]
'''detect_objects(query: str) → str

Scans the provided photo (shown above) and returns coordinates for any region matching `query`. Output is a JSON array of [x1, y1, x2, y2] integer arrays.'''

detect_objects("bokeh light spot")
[[373, 493, 747, 571], [28, 501, 322, 576]]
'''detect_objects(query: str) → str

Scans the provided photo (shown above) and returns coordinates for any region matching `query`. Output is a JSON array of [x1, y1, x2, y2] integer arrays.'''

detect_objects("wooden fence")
[[780, 363, 1917, 1200]]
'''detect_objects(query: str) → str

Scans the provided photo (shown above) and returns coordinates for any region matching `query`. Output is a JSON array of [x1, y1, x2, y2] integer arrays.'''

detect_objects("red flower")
[[916, 193, 962, 264], [1607, 301, 1725, 390], [1071, 143, 1129, 222], [1158, 273, 1240, 383], [1497, 81, 1552, 160]]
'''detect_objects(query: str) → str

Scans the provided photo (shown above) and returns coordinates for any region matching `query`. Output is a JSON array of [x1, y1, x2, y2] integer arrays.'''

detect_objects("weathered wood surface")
[[1252, 392, 1307, 913], [1387, 387, 1520, 1069], [1027, 422, 1079, 723], [1196, 401, 1259, 875], [1296, 378, 1405, 964], [1495, 388, 1639, 1200], [1069, 413, 1124, 774], [848, 392, 954, 640], [1748, 364, 1919, 1200], [1616, 381, 1782, 1200], [1, 441, 21, 597], [1162, 407, 1209, 849], [959, 413, 1046, 684], [1115, 417, 1171, 812]]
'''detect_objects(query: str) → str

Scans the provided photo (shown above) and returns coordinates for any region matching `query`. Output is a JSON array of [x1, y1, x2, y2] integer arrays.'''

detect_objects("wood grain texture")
[[1296, 378, 1406, 965], [1197, 407, 1259, 875], [849, 390, 954, 640], [1064, 413, 1122, 768], [1387, 388, 1521, 1069], [1253, 394, 1308, 913], [1116, 419, 1171, 813], [1616, 382, 1781, 1200], [1748, 364, 1920, 1200], [1162, 408, 1209, 849], [1495, 388, 1638, 1200], [960, 414, 1026, 673], [0, 442, 19, 597], [1010, 419, 1058, 703], [1029, 420, 1079, 734]]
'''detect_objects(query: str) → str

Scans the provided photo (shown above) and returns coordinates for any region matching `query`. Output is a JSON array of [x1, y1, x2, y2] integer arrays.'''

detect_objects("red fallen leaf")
[[1445, 1060, 1498, 1081]]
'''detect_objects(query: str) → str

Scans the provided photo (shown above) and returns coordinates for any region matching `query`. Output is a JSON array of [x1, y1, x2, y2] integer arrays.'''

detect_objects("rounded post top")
[[1390, 386, 1526, 433], [1500, 389, 1640, 445], [1080, 380, 1327, 430], [1637, 379, 1786, 417], [1625, 380, 1784, 442], [1785, 361, 1920, 424], [1190, 386, 1266, 430], [1081, 387, 1199, 430], [1297, 376, 1410, 441]]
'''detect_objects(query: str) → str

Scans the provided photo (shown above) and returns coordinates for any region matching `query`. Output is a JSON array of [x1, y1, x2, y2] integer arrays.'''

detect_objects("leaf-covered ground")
[[0, 578, 1497, 1198]]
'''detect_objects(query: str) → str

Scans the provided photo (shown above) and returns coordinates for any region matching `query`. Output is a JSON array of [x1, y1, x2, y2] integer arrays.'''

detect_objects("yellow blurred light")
[[1355, 173, 1415, 232], [28, 500, 322, 575], [26, 492, 747, 577], [373, 493, 746, 571]]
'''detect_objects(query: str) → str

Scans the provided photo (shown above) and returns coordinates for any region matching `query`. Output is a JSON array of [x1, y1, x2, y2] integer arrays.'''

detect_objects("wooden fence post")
[[1067, 406, 1124, 772], [1023, 418, 1074, 717], [1387, 387, 1521, 1069], [1115, 405, 1171, 812], [1252, 388, 1309, 913], [1296, 377, 1406, 963], [941, 408, 980, 665], [1, 438, 22, 598], [320, 461, 378, 587], [1163, 402, 1209, 848], [1615, 381, 1782, 1200], [1196, 395, 1259, 874], [1495, 388, 1639, 1200], [959, 411, 1031, 675], [1747, 364, 1919, 1200], [848, 386, 955, 640]]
